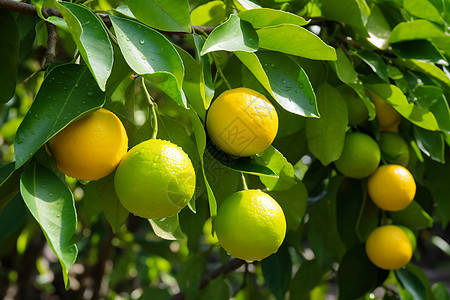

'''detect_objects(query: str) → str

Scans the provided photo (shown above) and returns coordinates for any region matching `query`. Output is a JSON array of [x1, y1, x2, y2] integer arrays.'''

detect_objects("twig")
[[169, 258, 246, 300]]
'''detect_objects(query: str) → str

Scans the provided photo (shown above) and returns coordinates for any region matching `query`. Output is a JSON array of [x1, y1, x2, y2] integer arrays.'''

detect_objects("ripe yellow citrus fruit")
[[334, 132, 381, 179], [379, 132, 410, 167], [214, 189, 286, 261], [49, 108, 128, 181], [365, 225, 413, 270], [114, 139, 196, 219], [206, 88, 278, 157], [367, 90, 401, 132], [368, 164, 416, 211]]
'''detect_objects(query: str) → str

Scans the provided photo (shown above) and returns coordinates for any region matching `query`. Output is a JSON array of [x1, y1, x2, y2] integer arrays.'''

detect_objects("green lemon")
[[335, 132, 381, 179], [114, 139, 196, 219], [379, 132, 410, 167]]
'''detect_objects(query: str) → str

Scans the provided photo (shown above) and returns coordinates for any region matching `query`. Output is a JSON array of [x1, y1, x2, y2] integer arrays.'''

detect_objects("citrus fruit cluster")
[[50, 108, 196, 220]]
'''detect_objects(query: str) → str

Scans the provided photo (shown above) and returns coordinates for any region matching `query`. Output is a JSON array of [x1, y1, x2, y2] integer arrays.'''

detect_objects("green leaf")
[[306, 83, 348, 166], [125, 0, 191, 33], [238, 8, 309, 28], [0, 163, 22, 210], [289, 259, 329, 300], [257, 25, 336, 61], [414, 126, 445, 163], [333, 48, 358, 84], [261, 244, 292, 300], [0, 9, 19, 103], [20, 162, 78, 289], [0, 195, 25, 243], [424, 155, 450, 227], [392, 40, 447, 65], [317, 0, 369, 36], [338, 244, 385, 300], [255, 51, 319, 117], [198, 277, 230, 300], [191, 1, 226, 27], [411, 59, 450, 87], [414, 86, 450, 133], [395, 267, 428, 300], [351, 49, 389, 82], [96, 173, 129, 233], [404, 0, 443, 24], [390, 20, 450, 54], [193, 35, 215, 110], [14, 64, 105, 169], [391, 201, 433, 230], [365, 84, 439, 131], [200, 15, 258, 55], [57, 2, 113, 91], [366, 5, 391, 49], [108, 14, 186, 108], [234, 0, 262, 10], [177, 253, 207, 299], [149, 214, 185, 240], [255, 146, 296, 191], [268, 182, 308, 231]]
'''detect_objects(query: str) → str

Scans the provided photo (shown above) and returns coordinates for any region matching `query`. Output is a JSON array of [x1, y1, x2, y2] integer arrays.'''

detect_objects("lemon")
[[334, 132, 381, 179], [379, 132, 410, 166], [367, 90, 401, 132], [338, 85, 369, 126], [114, 139, 196, 219], [365, 225, 413, 270], [49, 108, 128, 181], [206, 88, 278, 157], [214, 189, 286, 261], [368, 164, 416, 211]]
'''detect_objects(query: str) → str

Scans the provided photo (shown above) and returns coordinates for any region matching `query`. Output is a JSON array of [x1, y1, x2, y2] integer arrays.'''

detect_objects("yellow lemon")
[[368, 164, 416, 211], [365, 225, 413, 270], [49, 108, 128, 181], [206, 88, 278, 157], [214, 189, 286, 261], [114, 139, 196, 219]]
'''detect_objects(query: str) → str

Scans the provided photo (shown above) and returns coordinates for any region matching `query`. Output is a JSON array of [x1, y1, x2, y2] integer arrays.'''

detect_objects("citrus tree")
[[1, 0, 450, 299]]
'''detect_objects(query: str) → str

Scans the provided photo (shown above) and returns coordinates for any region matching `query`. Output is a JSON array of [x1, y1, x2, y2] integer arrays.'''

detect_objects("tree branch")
[[169, 258, 246, 300]]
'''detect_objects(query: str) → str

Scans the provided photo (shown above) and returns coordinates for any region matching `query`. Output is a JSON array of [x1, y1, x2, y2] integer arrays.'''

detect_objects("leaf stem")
[[241, 172, 249, 190], [141, 79, 158, 139], [211, 53, 232, 90]]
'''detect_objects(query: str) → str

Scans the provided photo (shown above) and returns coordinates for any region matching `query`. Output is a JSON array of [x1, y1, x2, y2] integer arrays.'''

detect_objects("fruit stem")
[[241, 172, 249, 190], [141, 78, 159, 139]]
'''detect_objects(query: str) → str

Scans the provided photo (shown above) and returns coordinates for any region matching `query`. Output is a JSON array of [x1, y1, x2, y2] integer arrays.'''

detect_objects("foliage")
[[0, 0, 450, 299]]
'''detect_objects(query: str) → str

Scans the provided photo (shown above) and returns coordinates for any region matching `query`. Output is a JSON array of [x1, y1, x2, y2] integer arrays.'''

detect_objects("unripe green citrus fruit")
[[215, 189, 286, 261], [379, 132, 409, 167], [334, 132, 381, 179], [114, 139, 196, 219]]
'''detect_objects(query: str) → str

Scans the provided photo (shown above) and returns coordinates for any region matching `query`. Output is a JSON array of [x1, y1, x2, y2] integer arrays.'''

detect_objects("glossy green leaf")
[[14, 64, 105, 168], [317, 0, 369, 36], [392, 40, 447, 64], [257, 51, 318, 117], [414, 85, 450, 133], [57, 2, 113, 91], [193, 35, 215, 110], [305, 84, 348, 166], [255, 146, 296, 191], [125, 0, 191, 33], [261, 244, 292, 300], [432, 282, 450, 300], [20, 162, 78, 289], [0, 163, 22, 210], [338, 244, 382, 300], [0, 9, 19, 103], [191, 1, 226, 26], [411, 59, 450, 87], [425, 155, 450, 227], [414, 126, 445, 163], [365, 84, 439, 131], [257, 25, 336, 61], [0, 195, 25, 243], [391, 201, 433, 230], [395, 267, 428, 300], [149, 214, 185, 240], [404, 0, 443, 24], [366, 5, 391, 49], [351, 49, 389, 82], [200, 15, 258, 55], [333, 48, 358, 84], [238, 8, 309, 28], [268, 182, 308, 231], [390, 20, 450, 54], [16, 14, 36, 63], [108, 14, 186, 107], [235, 0, 262, 10], [96, 173, 129, 234]]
